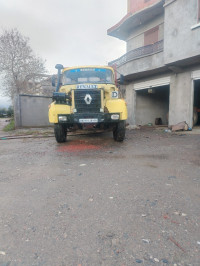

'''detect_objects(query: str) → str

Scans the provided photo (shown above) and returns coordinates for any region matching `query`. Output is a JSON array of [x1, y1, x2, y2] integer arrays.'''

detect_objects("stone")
[[142, 239, 150, 243], [135, 259, 143, 263], [0, 251, 6, 255], [162, 259, 169, 264]]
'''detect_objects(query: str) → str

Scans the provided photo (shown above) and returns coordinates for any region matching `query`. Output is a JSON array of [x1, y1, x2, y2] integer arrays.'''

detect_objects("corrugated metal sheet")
[[192, 70, 200, 80], [133, 76, 170, 90], [144, 26, 159, 46]]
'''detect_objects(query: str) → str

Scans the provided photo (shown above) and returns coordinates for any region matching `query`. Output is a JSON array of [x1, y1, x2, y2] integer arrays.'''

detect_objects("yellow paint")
[[71, 89, 75, 111], [100, 89, 104, 110], [59, 84, 117, 101], [106, 99, 128, 120], [49, 102, 71, 123]]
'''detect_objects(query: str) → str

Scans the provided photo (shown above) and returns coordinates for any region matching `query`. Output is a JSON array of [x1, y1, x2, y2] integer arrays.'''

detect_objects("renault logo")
[[84, 94, 92, 105]]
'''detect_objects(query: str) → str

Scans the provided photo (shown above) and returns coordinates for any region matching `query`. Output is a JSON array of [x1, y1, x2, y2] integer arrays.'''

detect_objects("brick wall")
[[128, 0, 161, 14]]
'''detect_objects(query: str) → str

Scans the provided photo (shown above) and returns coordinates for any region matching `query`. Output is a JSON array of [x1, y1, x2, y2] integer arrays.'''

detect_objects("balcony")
[[107, 1, 164, 40], [109, 40, 164, 67]]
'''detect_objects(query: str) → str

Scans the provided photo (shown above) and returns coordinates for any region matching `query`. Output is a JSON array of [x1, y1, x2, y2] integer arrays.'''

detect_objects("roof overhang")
[[107, 0, 165, 40]]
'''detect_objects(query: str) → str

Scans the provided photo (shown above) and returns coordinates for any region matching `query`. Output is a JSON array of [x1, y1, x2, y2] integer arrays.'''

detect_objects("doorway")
[[135, 85, 170, 126], [193, 79, 200, 126]]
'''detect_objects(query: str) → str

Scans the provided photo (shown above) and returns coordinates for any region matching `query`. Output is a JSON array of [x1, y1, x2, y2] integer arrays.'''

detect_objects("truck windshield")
[[63, 68, 114, 85]]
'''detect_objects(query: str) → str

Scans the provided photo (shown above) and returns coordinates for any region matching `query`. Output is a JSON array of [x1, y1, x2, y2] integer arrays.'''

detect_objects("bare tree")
[[0, 28, 47, 100]]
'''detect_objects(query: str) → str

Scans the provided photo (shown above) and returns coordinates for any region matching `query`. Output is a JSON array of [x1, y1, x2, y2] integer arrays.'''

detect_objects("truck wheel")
[[54, 124, 66, 143], [113, 121, 126, 142]]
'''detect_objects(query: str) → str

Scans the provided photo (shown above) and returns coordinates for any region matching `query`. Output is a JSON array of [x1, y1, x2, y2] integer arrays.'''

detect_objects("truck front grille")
[[74, 89, 101, 113]]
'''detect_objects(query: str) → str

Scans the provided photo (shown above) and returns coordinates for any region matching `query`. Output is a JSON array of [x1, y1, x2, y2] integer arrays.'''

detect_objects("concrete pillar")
[[126, 83, 136, 125], [169, 71, 193, 127], [13, 94, 21, 128]]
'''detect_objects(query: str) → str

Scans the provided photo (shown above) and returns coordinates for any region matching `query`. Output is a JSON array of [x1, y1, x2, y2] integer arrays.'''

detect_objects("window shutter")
[[144, 26, 159, 46]]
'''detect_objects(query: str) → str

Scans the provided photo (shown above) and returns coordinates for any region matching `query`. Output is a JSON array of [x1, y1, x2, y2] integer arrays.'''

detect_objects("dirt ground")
[[0, 118, 200, 266]]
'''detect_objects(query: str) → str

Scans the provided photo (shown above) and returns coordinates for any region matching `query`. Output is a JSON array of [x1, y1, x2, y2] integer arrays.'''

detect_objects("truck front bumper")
[[57, 113, 120, 124]]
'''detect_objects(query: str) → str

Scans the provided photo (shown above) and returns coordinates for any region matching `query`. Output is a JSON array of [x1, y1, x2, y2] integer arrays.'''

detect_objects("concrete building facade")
[[108, 0, 200, 127]]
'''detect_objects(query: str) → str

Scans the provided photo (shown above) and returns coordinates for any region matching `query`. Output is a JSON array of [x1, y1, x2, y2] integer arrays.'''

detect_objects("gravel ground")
[[0, 119, 200, 266]]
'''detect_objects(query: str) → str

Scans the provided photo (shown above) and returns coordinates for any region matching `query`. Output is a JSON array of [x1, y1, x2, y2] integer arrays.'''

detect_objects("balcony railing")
[[109, 40, 164, 67]]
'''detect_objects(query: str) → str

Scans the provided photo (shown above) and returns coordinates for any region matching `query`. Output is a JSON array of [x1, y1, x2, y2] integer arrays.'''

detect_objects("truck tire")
[[113, 121, 126, 142], [54, 124, 66, 143]]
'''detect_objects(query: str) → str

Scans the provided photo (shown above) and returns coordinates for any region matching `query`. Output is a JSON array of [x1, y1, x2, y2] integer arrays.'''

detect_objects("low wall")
[[14, 94, 52, 128]]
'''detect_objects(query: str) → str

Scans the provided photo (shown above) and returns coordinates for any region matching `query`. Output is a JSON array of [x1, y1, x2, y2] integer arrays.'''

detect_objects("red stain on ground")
[[163, 214, 180, 225], [57, 140, 102, 152]]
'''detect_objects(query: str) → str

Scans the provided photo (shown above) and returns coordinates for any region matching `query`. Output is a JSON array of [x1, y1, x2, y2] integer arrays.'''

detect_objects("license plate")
[[79, 118, 98, 123]]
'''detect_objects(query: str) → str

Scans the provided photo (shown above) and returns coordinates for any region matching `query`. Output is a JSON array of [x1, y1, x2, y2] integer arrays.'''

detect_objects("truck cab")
[[49, 65, 128, 143]]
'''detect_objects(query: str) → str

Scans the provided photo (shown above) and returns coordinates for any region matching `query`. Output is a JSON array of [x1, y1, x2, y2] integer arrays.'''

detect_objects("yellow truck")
[[49, 64, 128, 143]]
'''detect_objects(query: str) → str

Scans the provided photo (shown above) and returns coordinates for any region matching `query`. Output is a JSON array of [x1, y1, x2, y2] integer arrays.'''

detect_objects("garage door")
[[133, 76, 170, 90], [192, 70, 200, 80]]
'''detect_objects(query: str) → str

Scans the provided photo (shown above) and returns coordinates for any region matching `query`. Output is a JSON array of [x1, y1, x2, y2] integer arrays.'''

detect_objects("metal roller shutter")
[[134, 76, 170, 90], [192, 70, 200, 80]]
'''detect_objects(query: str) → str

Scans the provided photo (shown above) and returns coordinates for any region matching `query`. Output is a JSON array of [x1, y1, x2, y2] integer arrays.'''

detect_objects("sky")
[[0, 0, 127, 107]]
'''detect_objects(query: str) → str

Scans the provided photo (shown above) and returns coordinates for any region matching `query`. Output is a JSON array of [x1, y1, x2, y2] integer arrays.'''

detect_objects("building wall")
[[126, 83, 135, 125], [126, 14, 164, 52], [127, 0, 161, 14], [158, 22, 164, 41], [118, 51, 165, 77], [127, 34, 144, 51], [164, 0, 200, 64]]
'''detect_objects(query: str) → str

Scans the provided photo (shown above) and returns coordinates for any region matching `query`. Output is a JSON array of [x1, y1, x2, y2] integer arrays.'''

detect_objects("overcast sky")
[[0, 0, 127, 72], [0, 0, 127, 106]]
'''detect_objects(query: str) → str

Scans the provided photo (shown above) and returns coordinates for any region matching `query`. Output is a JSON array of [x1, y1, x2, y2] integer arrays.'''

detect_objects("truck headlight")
[[58, 116, 67, 122], [111, 114, 119, 120]]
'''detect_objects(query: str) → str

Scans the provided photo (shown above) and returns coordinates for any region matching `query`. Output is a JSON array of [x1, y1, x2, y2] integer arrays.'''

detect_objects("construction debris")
[[171, 121, 189, 132]]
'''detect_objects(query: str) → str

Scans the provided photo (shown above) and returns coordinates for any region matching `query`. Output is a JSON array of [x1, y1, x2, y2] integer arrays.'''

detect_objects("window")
[[63, 68, 115, 85], [144, 26, 159, 46]]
